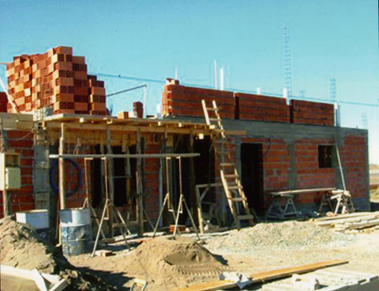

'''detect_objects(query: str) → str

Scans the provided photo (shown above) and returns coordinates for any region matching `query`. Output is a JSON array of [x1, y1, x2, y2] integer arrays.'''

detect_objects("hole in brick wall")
[[318, 145, 335, 168]]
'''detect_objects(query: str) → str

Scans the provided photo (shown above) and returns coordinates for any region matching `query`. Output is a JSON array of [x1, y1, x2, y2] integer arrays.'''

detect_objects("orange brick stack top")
[[5, 46, 107, 115], [162, 83, 235, 119]]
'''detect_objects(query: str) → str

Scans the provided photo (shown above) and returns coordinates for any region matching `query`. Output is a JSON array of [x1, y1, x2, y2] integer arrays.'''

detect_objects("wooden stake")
[[59, 123, 66, 210]]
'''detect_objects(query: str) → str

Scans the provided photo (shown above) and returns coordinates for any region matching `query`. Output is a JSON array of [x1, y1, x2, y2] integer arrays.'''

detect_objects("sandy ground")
[[2, 210, 379, 291], [68, 219, 379, 290]]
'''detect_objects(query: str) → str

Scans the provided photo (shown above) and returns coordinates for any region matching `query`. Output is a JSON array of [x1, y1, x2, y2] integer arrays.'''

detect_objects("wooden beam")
[[0, 113, 33, 130], [136, 129, 144, 236], [49, 153, 200, 159], [167, 260, 348, 291]]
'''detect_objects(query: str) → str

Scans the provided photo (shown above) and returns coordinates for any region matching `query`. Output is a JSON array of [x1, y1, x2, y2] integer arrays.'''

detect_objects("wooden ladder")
[[202, 100, 255, 229]]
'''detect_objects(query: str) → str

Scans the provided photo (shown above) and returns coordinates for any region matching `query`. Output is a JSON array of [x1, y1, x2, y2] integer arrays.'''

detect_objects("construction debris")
[[313, 211, 379, 232]]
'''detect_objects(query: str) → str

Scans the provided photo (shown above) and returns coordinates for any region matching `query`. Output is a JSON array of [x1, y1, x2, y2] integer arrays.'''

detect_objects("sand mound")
[[0, 215, 70, 274], [0, 216, 117, 291], [206, 221, 355, 252], [120, 236, 228, 290]]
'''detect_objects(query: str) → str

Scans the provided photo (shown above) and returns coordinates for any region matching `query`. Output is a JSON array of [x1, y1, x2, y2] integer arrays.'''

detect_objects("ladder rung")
[[206, 107, 218, 111], [228, 185, 243, 190], [209, 118, 221, 122], [223, 174, 239, 179], [220, 163, 235, 167], [230, 197, 247, 202], [237, 215, 254, 221]]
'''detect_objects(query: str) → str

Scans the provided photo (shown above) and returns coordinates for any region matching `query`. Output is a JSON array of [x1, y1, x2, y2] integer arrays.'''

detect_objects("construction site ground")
[[2, 202, 379, 290], [67, 211, 379, 290]]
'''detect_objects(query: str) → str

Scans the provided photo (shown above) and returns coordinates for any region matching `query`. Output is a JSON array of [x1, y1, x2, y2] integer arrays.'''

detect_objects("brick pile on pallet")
[[234, 92, 290, 122], [290, 100, 334, 126], [162, 82, 234, 119], [5, 46, 107, 115]]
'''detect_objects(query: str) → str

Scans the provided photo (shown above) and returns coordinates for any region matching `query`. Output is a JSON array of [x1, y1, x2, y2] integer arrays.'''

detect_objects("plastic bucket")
[[59, 208, 92, 256], [16, 210, 50, 240]]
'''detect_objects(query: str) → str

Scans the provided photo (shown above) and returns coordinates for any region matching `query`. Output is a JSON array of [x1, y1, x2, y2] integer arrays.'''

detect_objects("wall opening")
[[91, 144, 137, 209], [241, 143, 264, 215], [318, 145, 335, 169], [172, 135, 214, 224]]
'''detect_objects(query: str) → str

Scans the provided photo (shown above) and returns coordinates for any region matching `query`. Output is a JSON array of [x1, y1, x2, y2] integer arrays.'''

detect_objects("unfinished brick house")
[[0, 47, 370, 236]]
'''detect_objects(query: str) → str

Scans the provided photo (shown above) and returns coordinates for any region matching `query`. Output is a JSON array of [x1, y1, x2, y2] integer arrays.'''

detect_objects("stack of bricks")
[[290, 100, 334, 126], [133, 101, 143, 118], [5, 46, 107, 115], [162, 82, 234, 119], [234, 92, 290, 122]]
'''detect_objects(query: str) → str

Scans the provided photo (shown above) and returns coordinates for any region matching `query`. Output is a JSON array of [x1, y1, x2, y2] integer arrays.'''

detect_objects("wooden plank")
[[0, 113, 34, 130], [1, 265, 62, 286], [94, 250, 114, 257], [315, 214, 379, 227], [49, 153, 201, 159], [250, 259, 347, 283], [269, 187, 336, 195], [314, 212, 379, 222], [31, 269, 48, 291], [49, 279, 68, 291], [167, 260, 348, 291]]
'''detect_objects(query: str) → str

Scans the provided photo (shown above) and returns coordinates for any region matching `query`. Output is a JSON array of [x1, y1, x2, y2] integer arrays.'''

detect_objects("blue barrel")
[[59, 208, 92, 256]]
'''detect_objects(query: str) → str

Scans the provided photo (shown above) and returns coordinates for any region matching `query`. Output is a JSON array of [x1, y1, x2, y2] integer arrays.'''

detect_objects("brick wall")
[[294, 139, 336, 204], [235, 93, 290, 123], [142, 138, 161, 219], [340, 134, 368, 199], [162, 84, 234, 119], [0, 130, 34, 218], [290, 100, 334, 126], [0, 92, 7, 112], [162, 83, 335, 127]]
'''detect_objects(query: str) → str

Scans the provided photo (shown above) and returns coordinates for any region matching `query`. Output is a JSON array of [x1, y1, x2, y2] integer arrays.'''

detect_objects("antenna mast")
[[283, 26, 292, 99]]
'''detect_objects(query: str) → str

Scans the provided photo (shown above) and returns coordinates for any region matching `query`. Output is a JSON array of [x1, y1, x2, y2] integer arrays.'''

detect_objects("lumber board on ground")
[[314, 212, 379, 222], [249, 259, 347, 283], [167, 260, 348, 291], [314, 214, 378, 226]]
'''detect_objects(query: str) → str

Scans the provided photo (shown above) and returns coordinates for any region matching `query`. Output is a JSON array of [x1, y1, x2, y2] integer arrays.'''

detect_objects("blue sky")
[[0, 0, 378, 163]]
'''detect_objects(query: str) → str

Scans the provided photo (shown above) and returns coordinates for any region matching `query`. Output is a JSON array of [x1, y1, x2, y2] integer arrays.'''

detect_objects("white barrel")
[[16, 210, 49, 240], [59, 208, 92, 256]]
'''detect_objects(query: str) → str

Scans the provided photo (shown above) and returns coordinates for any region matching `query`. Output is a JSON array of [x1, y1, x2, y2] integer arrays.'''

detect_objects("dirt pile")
[[0, 216, 117, 291], [0, 215, 70, 273], [119, 236, 228, 290], [206, 220, 356, 253]]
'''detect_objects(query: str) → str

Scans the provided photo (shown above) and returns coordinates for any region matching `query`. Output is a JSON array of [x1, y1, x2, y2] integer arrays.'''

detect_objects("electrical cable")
[[49, 159, 83, 197]]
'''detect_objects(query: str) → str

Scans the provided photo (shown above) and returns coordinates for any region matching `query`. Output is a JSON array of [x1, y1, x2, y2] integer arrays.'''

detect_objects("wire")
[[91, 72, 379, 108], [49, 159, 83, 197], [11, 129, 34, 141]]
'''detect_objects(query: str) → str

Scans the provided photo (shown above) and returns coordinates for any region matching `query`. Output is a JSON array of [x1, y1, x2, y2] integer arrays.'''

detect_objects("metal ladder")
[[202, 100, 255, 229]]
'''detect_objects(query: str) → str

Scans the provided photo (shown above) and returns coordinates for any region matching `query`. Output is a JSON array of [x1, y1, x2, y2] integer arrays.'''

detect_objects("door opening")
[[241, 143, 264, 215]]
